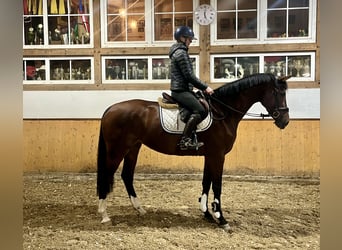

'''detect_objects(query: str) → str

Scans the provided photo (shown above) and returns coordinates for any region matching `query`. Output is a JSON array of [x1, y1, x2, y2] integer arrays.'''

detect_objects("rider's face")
[[182, 37, 193, 47]]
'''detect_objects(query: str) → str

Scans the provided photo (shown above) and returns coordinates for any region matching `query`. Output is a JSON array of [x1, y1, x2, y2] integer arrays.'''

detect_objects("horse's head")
[[262, 75, 290, 129]]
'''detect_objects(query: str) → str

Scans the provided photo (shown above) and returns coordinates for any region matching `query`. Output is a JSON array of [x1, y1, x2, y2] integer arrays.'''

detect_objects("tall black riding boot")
[[179, 114, 204, 150]]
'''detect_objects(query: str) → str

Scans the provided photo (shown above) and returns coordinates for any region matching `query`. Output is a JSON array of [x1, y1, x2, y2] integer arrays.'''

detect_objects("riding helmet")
[[174, 26, 197, 41]]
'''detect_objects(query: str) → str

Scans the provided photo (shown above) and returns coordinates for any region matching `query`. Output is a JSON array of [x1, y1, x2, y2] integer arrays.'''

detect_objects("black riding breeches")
[[171, 91, 208, 120]]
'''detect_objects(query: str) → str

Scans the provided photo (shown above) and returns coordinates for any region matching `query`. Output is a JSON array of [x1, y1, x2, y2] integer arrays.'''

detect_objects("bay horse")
[[97, 73, 290, 231]]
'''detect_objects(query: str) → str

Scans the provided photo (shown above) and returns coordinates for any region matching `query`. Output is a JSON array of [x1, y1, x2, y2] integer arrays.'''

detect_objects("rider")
[[169, 26, 214, 150]]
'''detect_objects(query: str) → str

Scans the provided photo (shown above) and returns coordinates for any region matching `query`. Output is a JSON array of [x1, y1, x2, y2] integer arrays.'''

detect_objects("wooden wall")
[[23, 119, 320, 176]]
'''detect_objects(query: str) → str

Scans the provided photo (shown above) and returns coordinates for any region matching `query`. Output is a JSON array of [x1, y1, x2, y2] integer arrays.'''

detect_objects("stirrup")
[[190, 131, 204, 150], [179, 137, 204, 150]]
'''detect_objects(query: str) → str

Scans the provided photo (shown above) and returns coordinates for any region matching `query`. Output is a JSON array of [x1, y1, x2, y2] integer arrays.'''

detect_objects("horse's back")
[[103, 99, 157, 118], [101, 99, 159, 135]]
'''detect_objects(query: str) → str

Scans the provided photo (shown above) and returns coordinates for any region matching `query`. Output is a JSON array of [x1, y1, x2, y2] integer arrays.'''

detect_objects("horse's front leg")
[[211, 196, 231, 230], [211, 178, 232, 232], [205, 155, 232, 232], [199, 160, 213, 221]]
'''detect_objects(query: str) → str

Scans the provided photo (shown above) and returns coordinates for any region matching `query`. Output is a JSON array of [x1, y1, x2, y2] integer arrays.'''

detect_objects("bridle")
[[270, 86, 289, 119], [208, 83, 289, 120]]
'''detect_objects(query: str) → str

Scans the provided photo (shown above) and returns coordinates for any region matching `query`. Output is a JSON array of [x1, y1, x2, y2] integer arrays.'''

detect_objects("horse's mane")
[[213, 73, 287, 98]]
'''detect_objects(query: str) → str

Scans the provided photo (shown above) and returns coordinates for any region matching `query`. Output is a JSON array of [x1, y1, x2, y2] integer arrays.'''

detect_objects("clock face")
[[194, 4, 216, 25]]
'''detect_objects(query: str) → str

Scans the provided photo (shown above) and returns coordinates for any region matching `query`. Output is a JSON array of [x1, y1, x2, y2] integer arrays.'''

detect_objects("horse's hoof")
[[220, 223, 233, 233], [130, 196, 146, 215], [101, 217, 111, 224], [137, 207, 147, 215]]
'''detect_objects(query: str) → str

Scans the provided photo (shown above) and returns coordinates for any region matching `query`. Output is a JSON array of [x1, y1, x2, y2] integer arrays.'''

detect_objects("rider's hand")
[[204, 86, 214, 95]]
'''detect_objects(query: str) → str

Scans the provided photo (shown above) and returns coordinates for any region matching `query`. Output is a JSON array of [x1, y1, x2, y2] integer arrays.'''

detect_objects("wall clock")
[[194, 4, 216, 25]]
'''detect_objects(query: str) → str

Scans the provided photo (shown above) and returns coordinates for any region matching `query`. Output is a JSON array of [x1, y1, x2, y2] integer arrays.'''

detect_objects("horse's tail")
[[96, 123, 113, 199]]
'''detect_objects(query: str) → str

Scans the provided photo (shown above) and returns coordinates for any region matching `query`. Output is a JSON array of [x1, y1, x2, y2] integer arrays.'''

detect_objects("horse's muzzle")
[[274, 115, 289, 129], [273, 107, 289, 129]]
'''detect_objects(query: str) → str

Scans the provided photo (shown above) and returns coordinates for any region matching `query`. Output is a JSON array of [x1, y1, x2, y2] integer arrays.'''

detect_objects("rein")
[[208, 95, 271, 119], [207, 82, 289, 120]]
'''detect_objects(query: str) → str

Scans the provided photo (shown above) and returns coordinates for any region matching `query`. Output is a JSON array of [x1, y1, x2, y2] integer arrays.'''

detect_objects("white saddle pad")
[[159, 107, 212, 134]]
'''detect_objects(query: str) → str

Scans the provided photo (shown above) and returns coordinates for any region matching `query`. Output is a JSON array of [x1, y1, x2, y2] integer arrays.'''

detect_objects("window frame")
[[210, 52, 316, 83], [101, 0, 200, 47], [102, 55, 200, 84], [210, 0, 317, 45], [23, 0, 94, 49], [23, 56, 95, 84]]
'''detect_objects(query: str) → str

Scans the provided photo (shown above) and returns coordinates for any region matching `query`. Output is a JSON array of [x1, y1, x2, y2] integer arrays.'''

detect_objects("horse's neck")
[[234, 89, 261, 111], [225, 87, 264, 120], [241, 90, 262, 112]]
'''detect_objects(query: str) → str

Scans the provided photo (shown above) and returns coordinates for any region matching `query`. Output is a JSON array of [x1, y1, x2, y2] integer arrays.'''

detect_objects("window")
[[103, 56, 148, 81], [105, 0, 145, 42], [154, 0, 194, 41], [23, 57, 94, 84], [267, 0, 310, 38], [212, 0, 316, 45], [213, 56, 259, 79], [23, 0, 93, 48], [102, 0, 199, 46], [23, 58, 47, 81], [216, 0, 257, 39], [211, 52, 315, 82], [23, 1, 318, 86], [102, 55, 199, 83]]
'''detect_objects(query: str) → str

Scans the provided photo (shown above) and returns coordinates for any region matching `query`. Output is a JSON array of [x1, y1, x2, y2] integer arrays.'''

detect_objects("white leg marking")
[[98, 199, 106, 213], [213, 198, 221, 219], [130, 196, 146, 215], [200, 193, 208, 213], [98, 199, 111, 223]]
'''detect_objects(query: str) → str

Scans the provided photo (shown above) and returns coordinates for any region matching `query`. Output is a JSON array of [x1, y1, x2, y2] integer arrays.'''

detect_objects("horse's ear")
[[278, 75, 291, 81]]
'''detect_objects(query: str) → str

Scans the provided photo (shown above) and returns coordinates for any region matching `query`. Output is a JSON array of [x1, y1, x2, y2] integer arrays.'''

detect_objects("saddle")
[[158, 91, 212, 134], [161, 91, 210, 120], [162, 91, 209, 107]]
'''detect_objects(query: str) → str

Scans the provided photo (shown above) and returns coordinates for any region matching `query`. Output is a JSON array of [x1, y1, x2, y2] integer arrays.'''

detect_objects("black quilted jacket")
[[169, 42, 208, 92]]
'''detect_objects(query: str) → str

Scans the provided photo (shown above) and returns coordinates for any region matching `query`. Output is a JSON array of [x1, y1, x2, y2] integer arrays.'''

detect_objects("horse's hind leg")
[[98, 149, 123, 223], [121, 142, 146, 215]]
